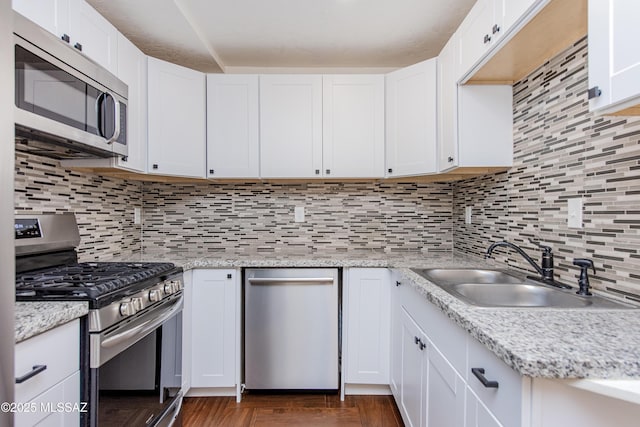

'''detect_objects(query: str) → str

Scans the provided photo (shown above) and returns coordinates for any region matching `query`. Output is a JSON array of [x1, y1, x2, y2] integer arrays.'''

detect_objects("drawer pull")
[[472, 367, 499, 388], [15, 365, 47, 384]]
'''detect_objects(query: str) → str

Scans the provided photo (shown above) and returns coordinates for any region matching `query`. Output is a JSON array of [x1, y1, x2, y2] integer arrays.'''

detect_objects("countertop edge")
[[15, 301, 88, 343]]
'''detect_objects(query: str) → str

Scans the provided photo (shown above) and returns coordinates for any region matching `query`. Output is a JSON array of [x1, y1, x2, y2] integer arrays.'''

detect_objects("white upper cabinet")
[[458, 0, 540, 81], [207, 74, 260, 178], [13, 0, 70, 40], [115, 33, 147, 173], [259, 75, 323, 178], [438, 33, 513, 172], [147, 57, 206, 178], [588, 0, 640, 115], [322, 75, 385, 178], [385, 58, 438, 177], [67, 0, 118, 74]]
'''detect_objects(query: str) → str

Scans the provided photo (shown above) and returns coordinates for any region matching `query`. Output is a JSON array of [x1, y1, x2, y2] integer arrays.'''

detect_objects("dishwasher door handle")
[[248, 277, 335, 284]]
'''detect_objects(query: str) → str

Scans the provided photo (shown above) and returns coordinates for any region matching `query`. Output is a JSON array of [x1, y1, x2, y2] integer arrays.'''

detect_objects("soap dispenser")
[[573, 258, 596, 296]]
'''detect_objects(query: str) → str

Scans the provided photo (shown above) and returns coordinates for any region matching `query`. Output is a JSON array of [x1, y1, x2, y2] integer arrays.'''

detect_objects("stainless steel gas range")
[[15, 213, 184, 427]]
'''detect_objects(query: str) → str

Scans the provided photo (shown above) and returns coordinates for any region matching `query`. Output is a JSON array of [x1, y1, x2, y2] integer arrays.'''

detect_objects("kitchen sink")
[[411, 268, 636, 309]]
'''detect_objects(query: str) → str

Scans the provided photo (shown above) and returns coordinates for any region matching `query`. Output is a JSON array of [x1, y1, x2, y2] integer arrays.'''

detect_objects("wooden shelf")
[[466, 0, 587, 85]]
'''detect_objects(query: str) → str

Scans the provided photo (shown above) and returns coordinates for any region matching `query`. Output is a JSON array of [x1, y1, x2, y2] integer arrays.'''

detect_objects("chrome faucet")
[[485, 240, 571, 289]]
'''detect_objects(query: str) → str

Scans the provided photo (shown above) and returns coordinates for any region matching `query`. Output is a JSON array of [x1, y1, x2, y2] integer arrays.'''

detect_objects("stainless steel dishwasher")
[[244, 268, 339, 390]]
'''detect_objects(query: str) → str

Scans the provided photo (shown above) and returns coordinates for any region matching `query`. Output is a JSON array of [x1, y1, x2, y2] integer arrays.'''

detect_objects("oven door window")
[[15, 45, 101, 135]]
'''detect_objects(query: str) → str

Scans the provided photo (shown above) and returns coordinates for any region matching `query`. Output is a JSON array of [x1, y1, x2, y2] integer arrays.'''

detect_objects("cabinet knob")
[[74, 42, 83, 52], [492, 24, 500, 34], [152, 164, 158, 170], [315, 169, 320, 175], [388, 168, 393, 174], [419, 340, 426, 351], [326, 169, 331, 175], [414, 336, 420, 345], [483, 34, 491, 44], [395, 281, 401, 287], [227, 273, 232, 279], [61, 34, 70, 43], [588, 86, 602, 100], [209, 169, 215, 175], [121, 156, 128, 162], [448, 156, 454, 163]]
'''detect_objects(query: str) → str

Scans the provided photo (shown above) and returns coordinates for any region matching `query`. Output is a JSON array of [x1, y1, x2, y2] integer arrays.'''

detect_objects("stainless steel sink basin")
[[411, 268, 636, 309]]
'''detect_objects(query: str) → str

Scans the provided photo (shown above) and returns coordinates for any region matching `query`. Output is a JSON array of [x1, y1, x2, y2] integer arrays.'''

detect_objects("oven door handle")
[[92, 295, 182, 368]]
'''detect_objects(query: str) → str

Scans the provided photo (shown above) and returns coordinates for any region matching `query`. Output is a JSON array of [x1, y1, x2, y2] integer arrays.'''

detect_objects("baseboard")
[[344, 384, 392, 395], [185, 387, 237, 397]]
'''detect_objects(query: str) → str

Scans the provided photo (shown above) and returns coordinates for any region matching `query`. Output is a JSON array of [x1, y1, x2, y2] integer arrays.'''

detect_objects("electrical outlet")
[[134, 207, 141, 225], [294, 206, 305, 223], [465, 206, 472, 224], [568, 198, 583, 228]]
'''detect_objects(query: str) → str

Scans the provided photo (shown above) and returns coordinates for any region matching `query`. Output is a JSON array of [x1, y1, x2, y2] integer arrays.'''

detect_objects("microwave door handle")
[[96, 92, 121, 144], [105, 91, 120, 144]]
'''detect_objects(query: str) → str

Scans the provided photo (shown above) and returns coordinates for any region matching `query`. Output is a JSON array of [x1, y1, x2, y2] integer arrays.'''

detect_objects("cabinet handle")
[[74, 42, 83, 52], [414, 336, 420, 345], [483, 34, 491, 44], [152, 164, 158, 170], [61, 34, 70, 43], [471, 367, 499, 388], [16, 365, 47, 384], [418, 339, 426, 351], [395, 281, 401, 287], [209, 169, 215, 175], [227, 273, 232, 279], [326, 169, 331, 175], [588, 86, 602, 99], [448, 156, 454, 163], [388, 168, 393, 174], [315, 169, 320, 175], [492, 24, 500, 34]]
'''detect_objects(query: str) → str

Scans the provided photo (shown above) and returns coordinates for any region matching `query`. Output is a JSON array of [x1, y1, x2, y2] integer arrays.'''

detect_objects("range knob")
[[173, 280, 183, 291], [164, 282, 175, 295], [148, 289, 163, 302], [131, 297, 144, 312], [119, 301, 136, 316]]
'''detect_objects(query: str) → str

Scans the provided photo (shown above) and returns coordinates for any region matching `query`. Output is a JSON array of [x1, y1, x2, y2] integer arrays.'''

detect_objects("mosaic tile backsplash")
[[453, 37, 640, 299], [14, 152, 143, 261], [141, 181, 453, 256]]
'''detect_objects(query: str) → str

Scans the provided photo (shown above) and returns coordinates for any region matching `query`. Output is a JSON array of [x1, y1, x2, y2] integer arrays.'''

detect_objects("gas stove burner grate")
[[15, 262, 176, 299]]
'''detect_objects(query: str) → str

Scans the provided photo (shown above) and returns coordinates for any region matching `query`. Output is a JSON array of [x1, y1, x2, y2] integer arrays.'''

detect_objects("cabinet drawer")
[[15, 320, 79, 403], [467, 336, 528, 427], [15, 371, 80, 427]]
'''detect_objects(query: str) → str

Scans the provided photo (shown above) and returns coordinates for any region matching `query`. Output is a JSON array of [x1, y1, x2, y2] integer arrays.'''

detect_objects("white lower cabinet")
[[399, 308, 427, 427], [343, 268, 391, 388], [14, 320, 80, 427], [466, 386, 503, 427], [188, 269, 240, 395], [426, 342, 466, 427]]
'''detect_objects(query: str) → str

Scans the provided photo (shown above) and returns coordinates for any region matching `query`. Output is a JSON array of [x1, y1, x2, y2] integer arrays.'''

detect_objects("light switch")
[[294, 206, 305, 223], [465, 206, 472, 224], [568, 198, 583, 228]]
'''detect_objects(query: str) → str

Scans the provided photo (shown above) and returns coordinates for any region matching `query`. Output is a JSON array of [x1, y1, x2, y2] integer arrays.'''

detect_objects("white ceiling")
[[87, 0, 475, 73]]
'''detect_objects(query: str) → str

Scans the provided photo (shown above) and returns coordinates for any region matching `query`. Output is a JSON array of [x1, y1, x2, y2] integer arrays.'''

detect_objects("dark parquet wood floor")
[[182, 393, 404, 427]]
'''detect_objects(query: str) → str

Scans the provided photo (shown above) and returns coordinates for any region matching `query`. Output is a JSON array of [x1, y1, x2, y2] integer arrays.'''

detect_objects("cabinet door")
[[116, 33, 147, 173], [67, 0, 118, 74], [191, 269, 238, 388], [385, 58, 438, 177], [458, 0, 494, 78], [207, 74, 260, 178], [399, 308, 426, 427], [322, 75, 384, 178], [438, 34, 459, 171], [148, 57, 206, 178], [344, 268, 390, 384], [466, 387, 504, 427], [13, 0, 69, 40], [500, 0, 539, 33], [605, 1, 640, 107], [426, 341, 465, 427], [259, 75, 322, 178], [389, 271, 403, 399]]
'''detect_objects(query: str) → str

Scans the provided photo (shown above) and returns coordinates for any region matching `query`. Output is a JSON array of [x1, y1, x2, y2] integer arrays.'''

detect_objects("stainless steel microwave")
[[13, 12, 128, 160]]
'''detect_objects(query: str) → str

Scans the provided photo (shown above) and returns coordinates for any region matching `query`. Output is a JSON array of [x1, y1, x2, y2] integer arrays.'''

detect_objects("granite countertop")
[[15, 301, 88, 343], [161, 251, 640, 380]]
